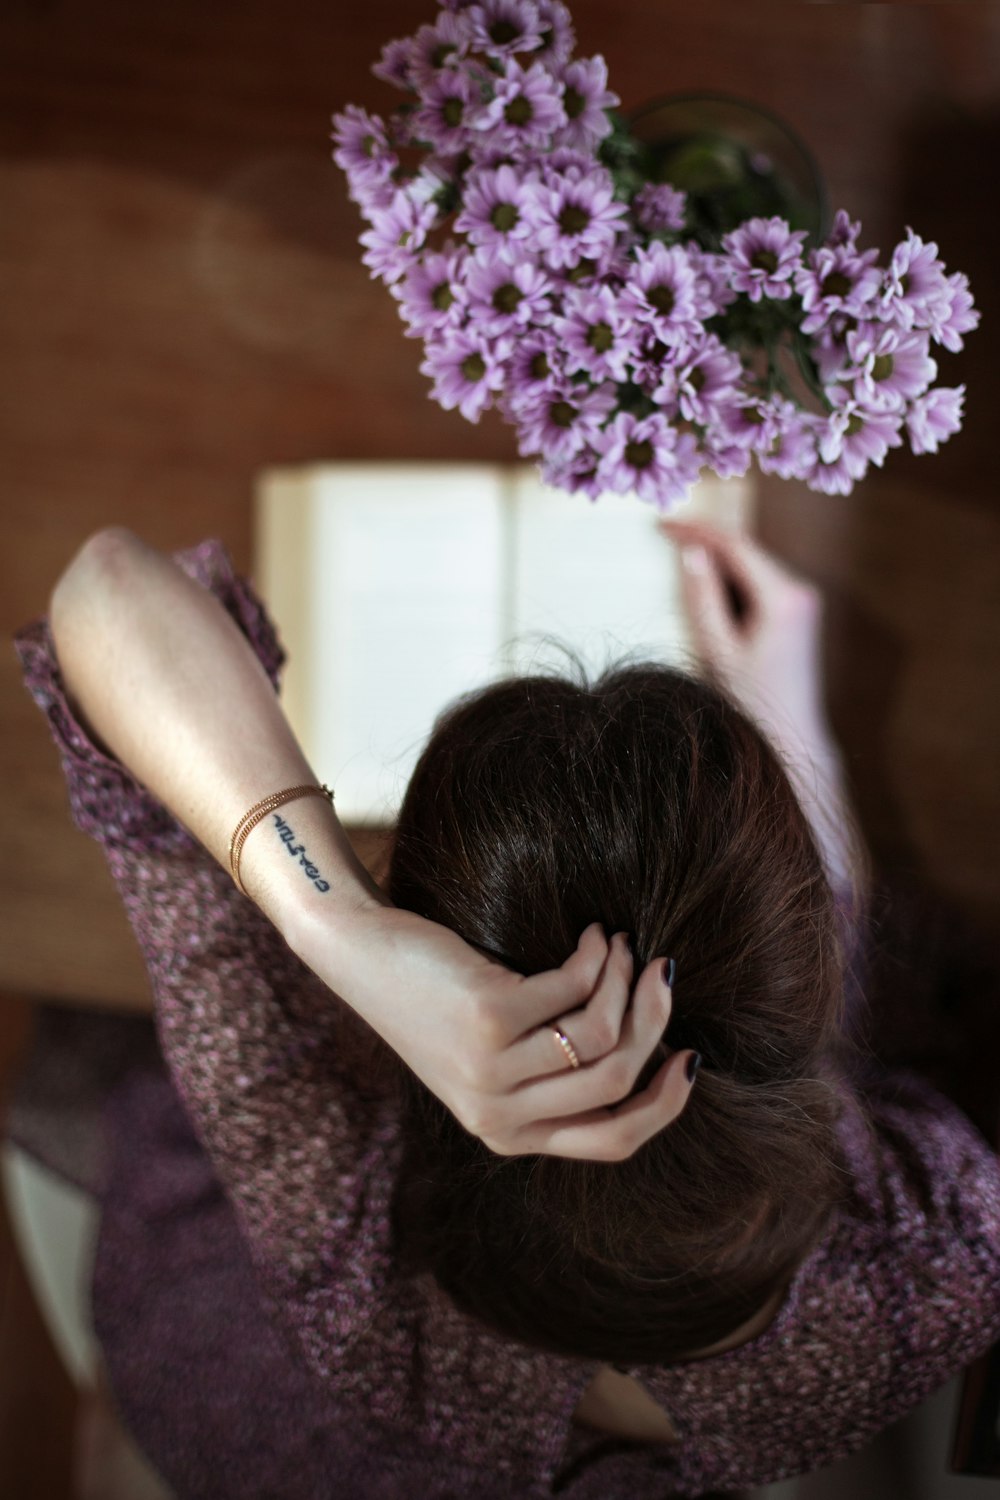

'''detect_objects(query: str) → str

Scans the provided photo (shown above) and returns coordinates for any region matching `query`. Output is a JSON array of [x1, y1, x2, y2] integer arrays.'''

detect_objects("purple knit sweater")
[[15, 541, 1000, 1499]]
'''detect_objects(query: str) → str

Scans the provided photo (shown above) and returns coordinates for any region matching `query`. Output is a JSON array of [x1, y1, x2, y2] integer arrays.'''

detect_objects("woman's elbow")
[[50, 526, 147, 626]]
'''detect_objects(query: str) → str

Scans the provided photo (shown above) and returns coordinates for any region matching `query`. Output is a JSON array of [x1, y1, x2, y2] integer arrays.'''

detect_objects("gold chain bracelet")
[[229, 783, 334, 896]]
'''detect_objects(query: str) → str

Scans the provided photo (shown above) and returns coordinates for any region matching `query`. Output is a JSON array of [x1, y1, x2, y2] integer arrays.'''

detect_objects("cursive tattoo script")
[[272, 814, 331, 893]]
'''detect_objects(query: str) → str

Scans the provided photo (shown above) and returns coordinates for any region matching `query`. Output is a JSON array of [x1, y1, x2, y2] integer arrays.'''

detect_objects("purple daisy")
[[464, 250, 555, 335], [797, 422, 861, 495], [419, 326, 512, 422], [473, 59, 567, 154], [924, 272, 979, 354], [878, 228, 950, 332], [619, 242, 704, 349], [686, 244, 737, 317], [632, 182, 687, 236], [722, 216, 808, 302], [795, 242, 882, 335], [499, 328, 565, 416], [407, 13, 474, 89], [841, 321, 938, 411], [467, 0, 544, 58], [453, 163, 538, 249], [755, 400, 816, 482], [556, 283, 635, 381], [391, 245, 471, 339], [539, 444, 605, 500], [331, 106, 398, 209], [826, 208, 862, 251], [816, 401, 904, 473], [699, 433, 752, 481], [906, 385, 965, 454], [523, 164, 627, 270], [552, 55, 620, 152], [533, 0, 576, 69], [515, 379, 616, 463], [652, 334, 743, 425], [359, 190, 437, 284], [717, 396, 786, 454], [595, 410, 701, 509], [372, 36, 415, 90], [411, 67, 483, 155]]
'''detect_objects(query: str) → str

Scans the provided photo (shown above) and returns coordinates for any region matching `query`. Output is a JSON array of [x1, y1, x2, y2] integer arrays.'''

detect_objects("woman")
[[14, 519, 1000, 1498]]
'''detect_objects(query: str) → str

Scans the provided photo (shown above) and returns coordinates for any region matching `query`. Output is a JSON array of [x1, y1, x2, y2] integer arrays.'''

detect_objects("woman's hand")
[[294, 904, 699, 1162], [661, 518, 860, 891], [662, 517, 833, 763]]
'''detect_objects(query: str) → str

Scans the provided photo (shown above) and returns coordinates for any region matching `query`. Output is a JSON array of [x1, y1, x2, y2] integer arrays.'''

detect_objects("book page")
[[255, 463, 505, 823], [506, 469, 754, 682]]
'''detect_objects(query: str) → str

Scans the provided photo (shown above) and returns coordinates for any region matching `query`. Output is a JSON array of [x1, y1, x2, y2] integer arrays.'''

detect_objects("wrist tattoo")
[[271, 814, 331, 893]]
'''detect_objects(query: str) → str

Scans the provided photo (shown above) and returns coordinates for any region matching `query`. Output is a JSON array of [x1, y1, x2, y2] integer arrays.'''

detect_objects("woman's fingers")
[[521, 1046, 698, 1161], [500, 931, 634, 1085], [676, 539, 740, 668], [492, 921, 610, 1046], [504, 956, 678, 1118]]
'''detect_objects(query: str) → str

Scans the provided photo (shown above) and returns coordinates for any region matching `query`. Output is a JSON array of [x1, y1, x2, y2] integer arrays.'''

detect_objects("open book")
[[254, 464, 754, 824]]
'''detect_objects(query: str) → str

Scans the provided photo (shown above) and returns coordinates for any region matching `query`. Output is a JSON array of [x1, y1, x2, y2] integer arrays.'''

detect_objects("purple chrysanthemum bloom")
[[812, 318, 855, 384], [595, 410, 701, 509], [332, 107, 398, 207], [500, 328, 564, 415], [619, 242, 704, 348], [906, 385, 965, 454], [755, 400, 816, 482], [453, 163, 538, 249], [699, 433, 752, 481], [632, 182, 687, 236], [924, 271, 979, 354], [359, 190, 437, 284], [539, 444, 606, 499], [878, 228, 949, 332], [796, 422, 860, 495], [722, 216, 808, 303], [556, 283, 635, 382], [717, 396, 786, 454], [552, 56, 619, 151], [523, 164, 627, 270], [419, 326, 512, 422], [826, 209, 861, 251], [795, 242, 882, 335], [391, 245, 471, 339], [516, 380, 616, 462], [411, 67, 483, 155], [816, 401, 904, 473], [533, 0, 576, 68], [408, 13, 474, 90], [372, 36, 415, 90], [473, 59, 567, 154], [467, 0, 544, 57], [842, 321, 938, 411], [686, 244, 737, 317], [653, 335, 743, 425], [464, 250, 555, 334]]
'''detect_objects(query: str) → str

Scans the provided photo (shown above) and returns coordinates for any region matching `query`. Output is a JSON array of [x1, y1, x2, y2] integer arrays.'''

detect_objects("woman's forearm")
[[49, 527, 384, 947]]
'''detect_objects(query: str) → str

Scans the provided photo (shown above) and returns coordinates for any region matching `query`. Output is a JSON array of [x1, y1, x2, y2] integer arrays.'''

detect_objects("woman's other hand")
[[661, 518, 832, 764], [295, 908, 699, 1162], [661, 518, 861, 892]]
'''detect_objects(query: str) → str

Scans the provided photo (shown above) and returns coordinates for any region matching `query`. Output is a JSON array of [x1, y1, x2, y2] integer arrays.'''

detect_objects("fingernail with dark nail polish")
[[663, 957, 677, 988], [686, 1052, 702, 1083]]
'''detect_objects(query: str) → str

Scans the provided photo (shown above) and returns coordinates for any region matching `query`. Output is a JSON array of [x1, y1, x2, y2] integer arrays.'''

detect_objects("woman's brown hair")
[[385, 664, 852, 1365]]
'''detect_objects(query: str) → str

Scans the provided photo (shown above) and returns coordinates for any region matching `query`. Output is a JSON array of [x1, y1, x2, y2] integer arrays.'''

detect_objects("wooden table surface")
[[2, 1, 1000, 1010]]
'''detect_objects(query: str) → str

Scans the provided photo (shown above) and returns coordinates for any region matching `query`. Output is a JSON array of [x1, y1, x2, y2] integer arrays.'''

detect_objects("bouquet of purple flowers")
[[333, 0, 977, 505]]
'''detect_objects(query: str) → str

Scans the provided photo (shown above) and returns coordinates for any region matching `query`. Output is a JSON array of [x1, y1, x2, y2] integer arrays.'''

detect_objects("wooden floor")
[[1, 2, 999, 1494]]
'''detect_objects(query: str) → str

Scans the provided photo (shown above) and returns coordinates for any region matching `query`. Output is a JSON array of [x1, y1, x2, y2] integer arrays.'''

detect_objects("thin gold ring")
[[551, 1025, 581, 1070]]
